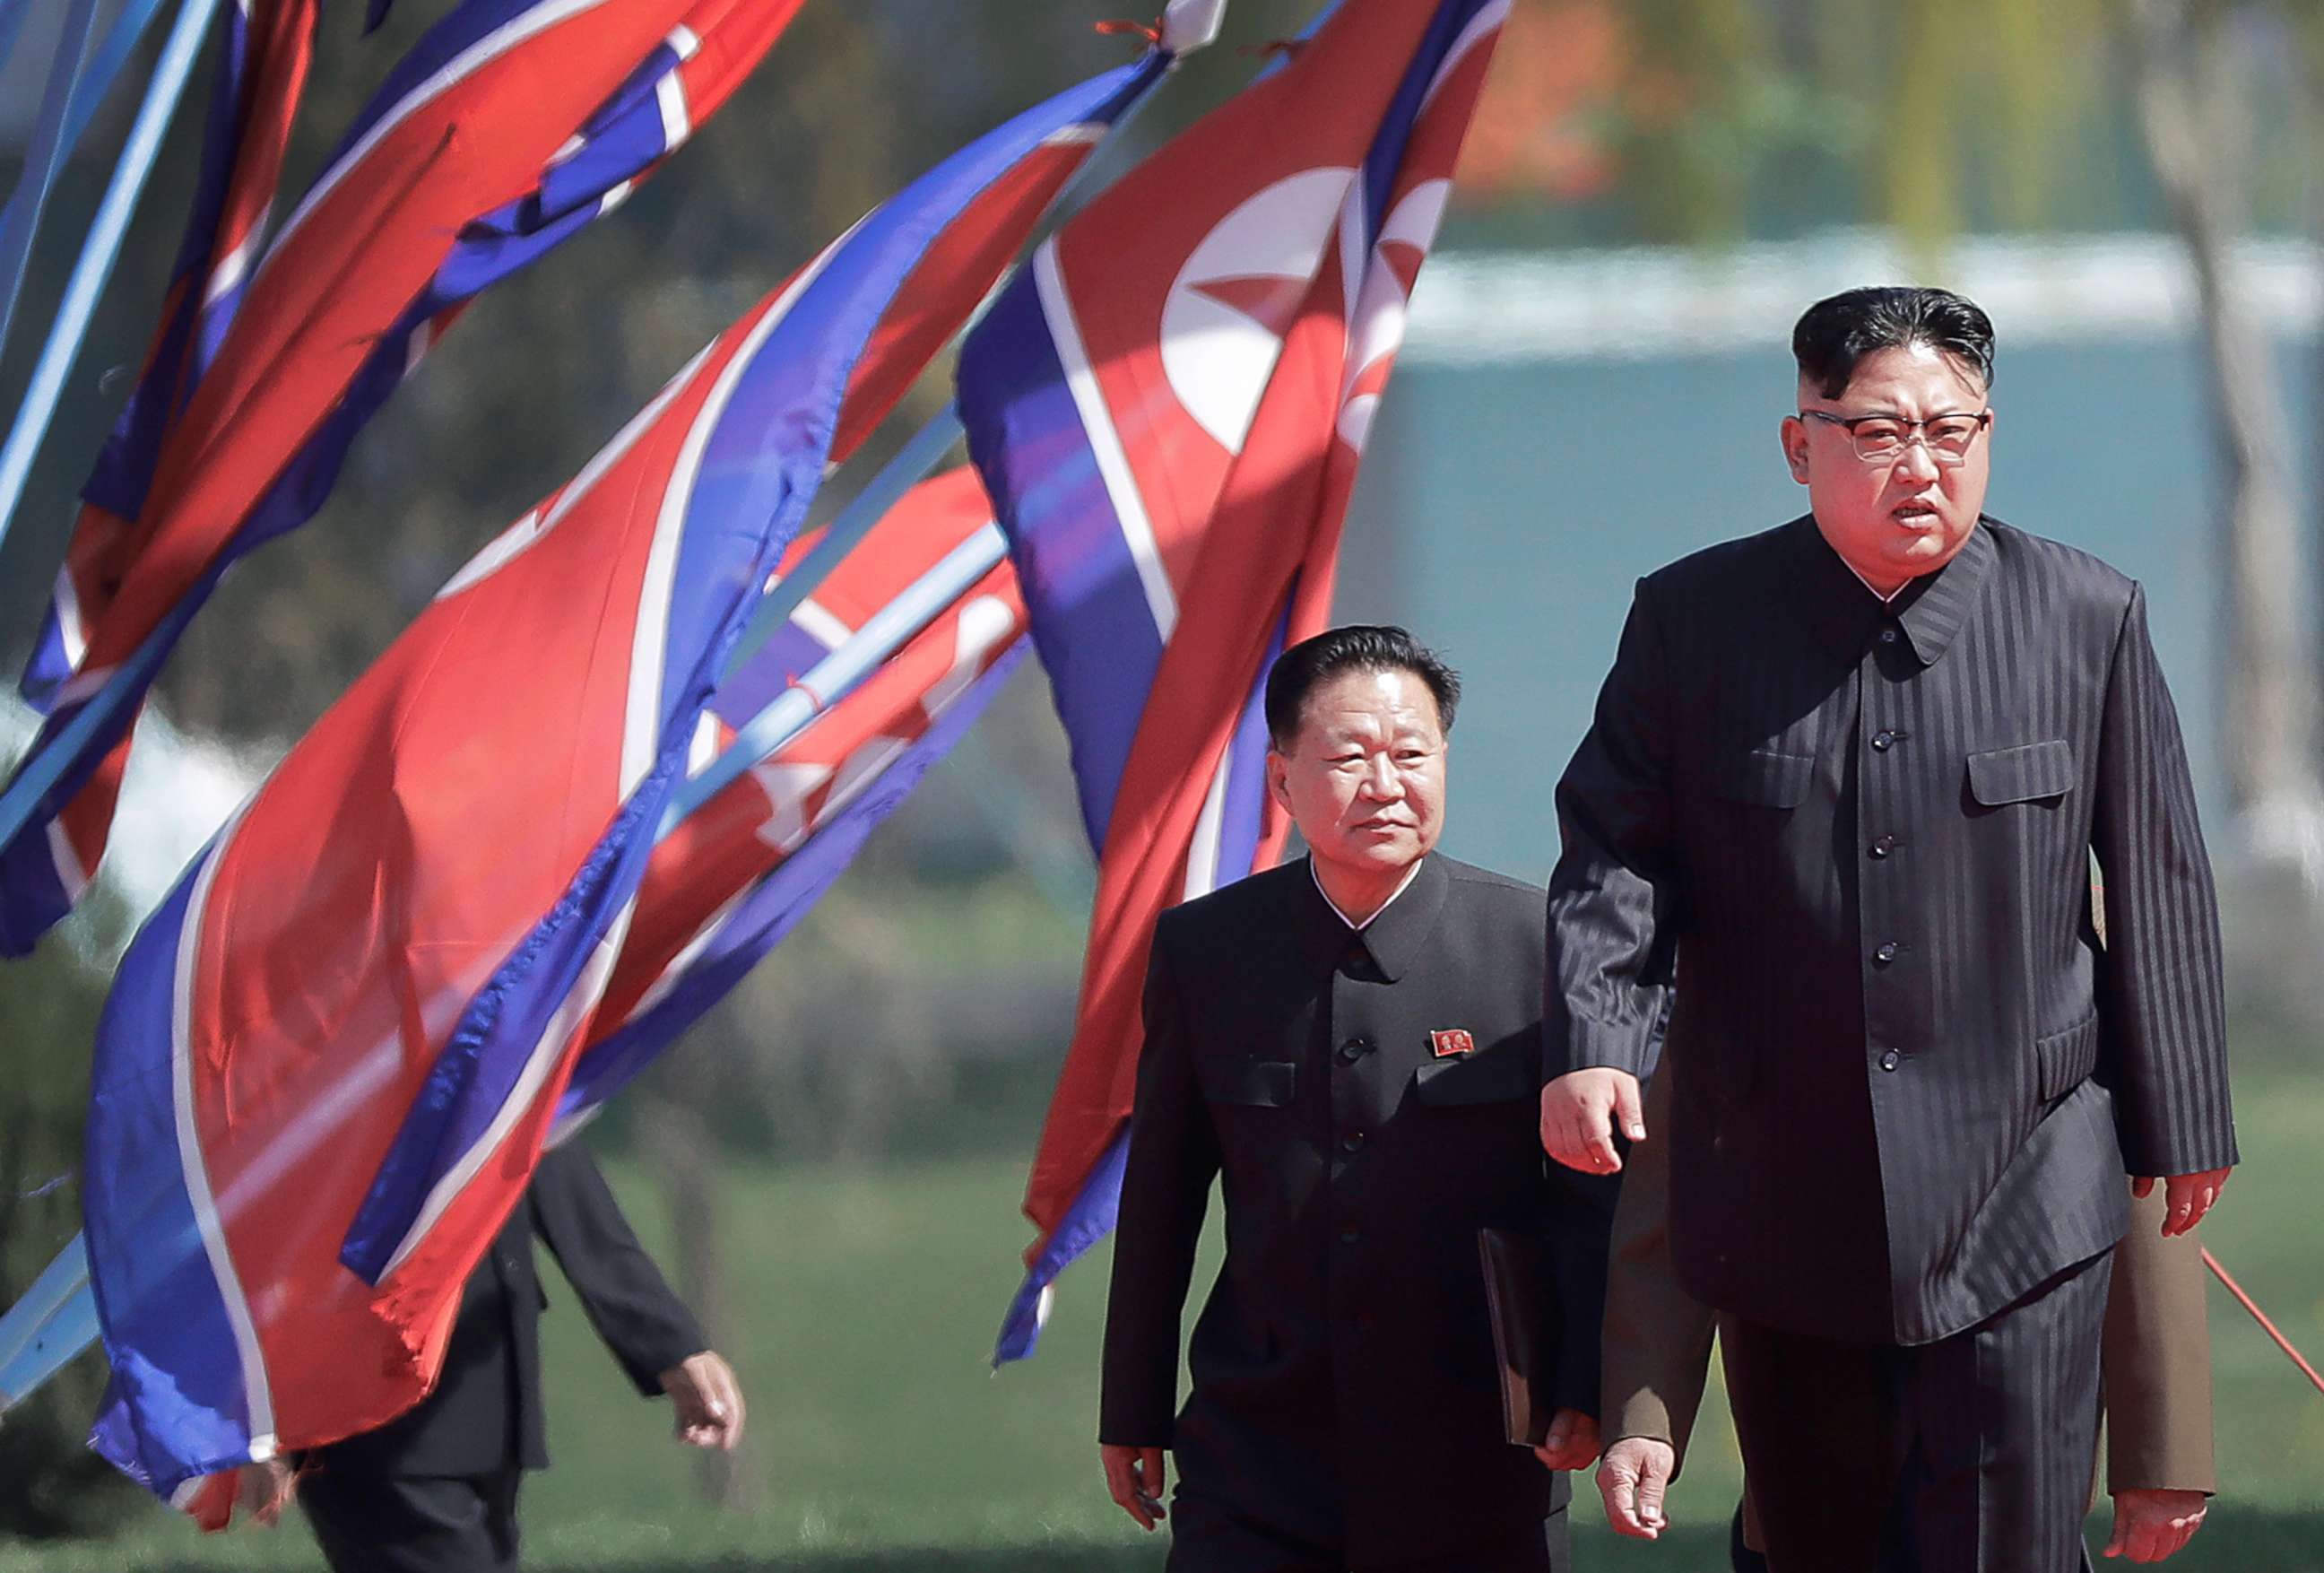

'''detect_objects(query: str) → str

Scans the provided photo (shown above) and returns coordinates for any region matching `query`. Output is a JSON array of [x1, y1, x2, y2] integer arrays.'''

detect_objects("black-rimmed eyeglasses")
[[1799, 409, 1991, 465]]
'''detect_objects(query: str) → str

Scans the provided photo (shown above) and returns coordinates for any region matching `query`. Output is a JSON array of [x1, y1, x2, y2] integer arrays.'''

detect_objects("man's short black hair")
[[1264, 625, 1460, 750], [1792, 286, 1996, 400]]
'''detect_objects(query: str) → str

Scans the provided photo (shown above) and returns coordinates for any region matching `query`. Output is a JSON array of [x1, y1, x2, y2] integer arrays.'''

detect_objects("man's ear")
[[1265, 750, 1292, 816], [1780, 415, 1810, 484]]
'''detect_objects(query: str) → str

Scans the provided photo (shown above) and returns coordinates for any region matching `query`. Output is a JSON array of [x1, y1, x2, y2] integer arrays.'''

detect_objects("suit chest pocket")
[[1966, 739, 2075, 809], [1707, 749, 1815, 809], [1198, 1058, 1297, 1108], [1412, 1048, 1531, 1107]]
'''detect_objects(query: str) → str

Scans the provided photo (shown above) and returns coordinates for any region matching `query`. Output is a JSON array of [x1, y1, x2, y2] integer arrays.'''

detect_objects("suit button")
[[1878, 628, 1899, 645], [1341, 1133, 1366, 1154], [1874, 942, 1900, 964], [1871, 730, 1897, 752], [1869, 834, 1897, 858], [1340, 1226, 1361, 1246], [1878, 1049, 1901, 1072], [1338, 1038, 1371, 1065]]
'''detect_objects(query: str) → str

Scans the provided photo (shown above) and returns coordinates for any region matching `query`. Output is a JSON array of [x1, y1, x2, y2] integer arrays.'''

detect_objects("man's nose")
[[1359, 755, 1402, 797], [1893, 438, 1942, 483]]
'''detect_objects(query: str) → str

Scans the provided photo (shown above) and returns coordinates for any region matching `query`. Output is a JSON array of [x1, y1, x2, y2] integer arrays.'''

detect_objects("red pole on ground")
[[2202, 1247, 2324, 1399]]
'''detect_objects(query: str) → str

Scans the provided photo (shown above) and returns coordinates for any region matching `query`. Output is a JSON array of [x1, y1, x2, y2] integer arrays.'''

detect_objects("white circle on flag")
[[1160, 167, 1356, 456]]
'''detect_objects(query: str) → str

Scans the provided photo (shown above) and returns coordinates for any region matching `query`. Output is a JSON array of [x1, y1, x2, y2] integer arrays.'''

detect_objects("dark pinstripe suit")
[[1545, 516, 2236, 1569]]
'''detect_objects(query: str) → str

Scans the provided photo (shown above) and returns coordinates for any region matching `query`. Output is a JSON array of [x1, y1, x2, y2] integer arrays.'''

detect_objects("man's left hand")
[[2129, 1168, 2231, 1237], [1540, 1069, 1645, 1173], [1533, 1408, 1601, 1472], [659, 1350, 745, 1450], [2103, 1489, 2207, 1561]]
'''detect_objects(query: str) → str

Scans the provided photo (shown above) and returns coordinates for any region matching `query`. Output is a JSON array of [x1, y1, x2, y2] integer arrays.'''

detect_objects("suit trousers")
[[1165, 1491, 1569, 1573], [300, 1466, 524, 1573], [1721, 1250, 2112, 1573]]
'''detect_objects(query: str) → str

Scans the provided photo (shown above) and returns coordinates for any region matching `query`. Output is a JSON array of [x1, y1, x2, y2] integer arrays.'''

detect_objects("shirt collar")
[[1842, 559, 1904, 604], [1309, 856, 1422, 931], [1788, 514, 1996, 667], [1300, 853, 1448, 985], [1889, 517, 1996, 666]]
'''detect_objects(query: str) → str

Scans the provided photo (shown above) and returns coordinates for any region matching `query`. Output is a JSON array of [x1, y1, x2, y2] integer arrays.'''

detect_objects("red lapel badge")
[[1430, 1028, 1475, 1059]]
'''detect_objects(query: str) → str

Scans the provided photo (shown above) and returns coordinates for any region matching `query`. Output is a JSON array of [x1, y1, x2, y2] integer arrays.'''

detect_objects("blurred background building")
[[2, 1, 2320, 1564]]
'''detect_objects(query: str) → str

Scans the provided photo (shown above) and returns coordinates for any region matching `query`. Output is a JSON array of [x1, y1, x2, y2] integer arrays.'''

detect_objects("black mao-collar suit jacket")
[[1102, 853, 1617, 1565], [1547, 516, 2238, 1345]]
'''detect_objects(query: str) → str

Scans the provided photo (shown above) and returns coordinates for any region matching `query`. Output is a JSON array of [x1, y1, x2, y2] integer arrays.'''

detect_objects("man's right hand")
[[1541, 1068, 1646, 1173], [658, 1350, 745, 1450], [2103, 1489, 2207, 1561], [233, 1458, 296, 1527], [1596, 1436, 1675, 1540], [1101, 1443, 1168, 1531]]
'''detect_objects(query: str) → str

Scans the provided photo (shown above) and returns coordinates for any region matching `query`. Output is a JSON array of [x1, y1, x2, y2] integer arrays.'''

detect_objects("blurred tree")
[[2125, 0, 2324, 880], [1452, 0, 1624, 205]]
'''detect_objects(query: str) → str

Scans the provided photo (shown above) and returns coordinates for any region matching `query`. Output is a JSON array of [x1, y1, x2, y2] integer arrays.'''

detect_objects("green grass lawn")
[[7, 1066, 2323, 1571]]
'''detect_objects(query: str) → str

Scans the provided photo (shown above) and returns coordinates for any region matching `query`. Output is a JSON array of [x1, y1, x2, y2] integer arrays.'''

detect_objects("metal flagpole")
[[0, 0, 227, 561], [666, 520, 1006, 836], [0, 1254, 97, 1412], [0, 1235, 90, 1396], [2204, 1247, 2324, 1399], [0, 594, 200, 856], [717, 404, 963, 683]]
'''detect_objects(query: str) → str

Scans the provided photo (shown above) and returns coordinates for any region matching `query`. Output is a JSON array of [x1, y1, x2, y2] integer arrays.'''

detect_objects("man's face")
[[1266, 666, 1447, 884], [1780, 343, 1993, 592]]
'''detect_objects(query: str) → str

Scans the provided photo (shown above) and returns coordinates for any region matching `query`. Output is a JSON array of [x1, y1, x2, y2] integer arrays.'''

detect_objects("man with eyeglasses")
[[1536, 286, 2237, 1571]]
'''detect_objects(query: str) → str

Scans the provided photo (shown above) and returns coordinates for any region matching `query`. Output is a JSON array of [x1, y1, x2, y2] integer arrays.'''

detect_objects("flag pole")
[[2203, 1246, 2324, 1398], [665, 520, 1006, 835], [0, 594, 201, 860], [0, 0, 226, 561], [0, 1253, 98, 1412], [716, 404, 963, 684], [0, 1235, 90, 1390]]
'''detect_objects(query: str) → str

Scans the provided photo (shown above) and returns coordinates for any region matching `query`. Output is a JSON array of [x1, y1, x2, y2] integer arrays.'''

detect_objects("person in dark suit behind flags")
[[1098, 625, 1619, 1573], [1538, 286, 2238, 1572], [238, 1142, 742, 1572]]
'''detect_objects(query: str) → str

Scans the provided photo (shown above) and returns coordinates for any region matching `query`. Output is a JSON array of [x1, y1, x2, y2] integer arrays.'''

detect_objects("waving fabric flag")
[[957, 0, 1509, 1360], [80, 40, 1187, 1503], [558, 465, 1026, 1127], [0, 0, 809, 956]]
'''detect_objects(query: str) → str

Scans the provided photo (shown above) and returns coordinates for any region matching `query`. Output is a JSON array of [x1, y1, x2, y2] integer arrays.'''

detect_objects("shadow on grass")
[[516, 1513, 2324, 1573], [86, 1510, 2324, 1573], [530, 1524, 1733, 1572]]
